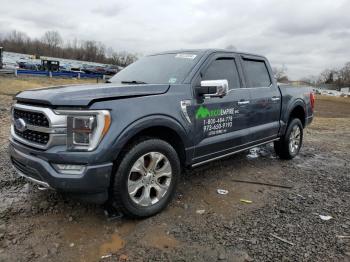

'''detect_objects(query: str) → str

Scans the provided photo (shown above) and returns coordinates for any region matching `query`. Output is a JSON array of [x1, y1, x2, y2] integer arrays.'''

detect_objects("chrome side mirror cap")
[[199, 79, 229, 98]]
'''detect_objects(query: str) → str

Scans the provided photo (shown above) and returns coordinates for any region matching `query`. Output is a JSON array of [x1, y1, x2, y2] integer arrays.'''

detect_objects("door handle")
[[271, 96, 280, 101], [238, 100, 250, 105]]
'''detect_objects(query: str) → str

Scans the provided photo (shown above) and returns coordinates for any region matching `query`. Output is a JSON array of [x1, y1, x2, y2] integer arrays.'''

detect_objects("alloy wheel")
[[289, 125, 301, 154], [127, 152, 172, 207]]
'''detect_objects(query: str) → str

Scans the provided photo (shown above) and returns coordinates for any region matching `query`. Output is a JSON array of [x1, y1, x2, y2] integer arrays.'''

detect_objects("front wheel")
[[274, 118, 303, 160], [110, 138, 180, 218]]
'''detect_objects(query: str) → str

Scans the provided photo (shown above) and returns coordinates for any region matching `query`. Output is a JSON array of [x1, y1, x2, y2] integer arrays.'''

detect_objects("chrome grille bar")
[[11, 104, 67, 149]]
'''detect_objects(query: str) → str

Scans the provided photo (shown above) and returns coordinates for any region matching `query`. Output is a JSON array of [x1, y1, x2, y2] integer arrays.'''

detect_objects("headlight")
[[55, 110, 111, 151]]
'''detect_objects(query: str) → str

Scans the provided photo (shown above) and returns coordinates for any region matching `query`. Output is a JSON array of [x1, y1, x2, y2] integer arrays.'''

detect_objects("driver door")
[[192, 53, 252, 164]]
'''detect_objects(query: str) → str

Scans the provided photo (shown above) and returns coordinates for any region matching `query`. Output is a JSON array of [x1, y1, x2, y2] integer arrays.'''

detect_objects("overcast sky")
[[1, 0, 349, 79]]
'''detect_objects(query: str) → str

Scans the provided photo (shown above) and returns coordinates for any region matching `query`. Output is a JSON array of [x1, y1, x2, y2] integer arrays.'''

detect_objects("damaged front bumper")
[[9, 139, 113, 204]]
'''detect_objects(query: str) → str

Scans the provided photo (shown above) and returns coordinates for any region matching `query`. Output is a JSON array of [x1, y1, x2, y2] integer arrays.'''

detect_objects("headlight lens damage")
[[55, 110, 111, 151]]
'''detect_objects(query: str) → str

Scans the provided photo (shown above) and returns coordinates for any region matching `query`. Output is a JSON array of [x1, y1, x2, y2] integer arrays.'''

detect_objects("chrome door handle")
[[271, 97, 280, 101], [238, 100, 250, 105]]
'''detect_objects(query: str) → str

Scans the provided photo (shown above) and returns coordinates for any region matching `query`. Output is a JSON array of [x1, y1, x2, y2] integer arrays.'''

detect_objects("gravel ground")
[[0, 90, 349, 262]]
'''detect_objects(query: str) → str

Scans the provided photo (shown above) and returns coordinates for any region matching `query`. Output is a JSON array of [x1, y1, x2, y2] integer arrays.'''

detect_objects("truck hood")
[[15, 83, 170, 107]]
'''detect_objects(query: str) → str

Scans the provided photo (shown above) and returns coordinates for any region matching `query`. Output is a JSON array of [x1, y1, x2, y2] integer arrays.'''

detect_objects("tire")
[[110, 138, 180, 218], [274, 118, 303, 160]]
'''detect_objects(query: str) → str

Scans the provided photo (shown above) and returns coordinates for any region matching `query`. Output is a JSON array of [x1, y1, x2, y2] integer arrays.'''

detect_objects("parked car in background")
[[104, 65, 119, 75], [17, 60, 40, 70]]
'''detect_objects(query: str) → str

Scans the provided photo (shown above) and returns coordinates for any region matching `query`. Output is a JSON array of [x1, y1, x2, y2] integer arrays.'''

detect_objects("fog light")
[[52, 164, 86, 175]]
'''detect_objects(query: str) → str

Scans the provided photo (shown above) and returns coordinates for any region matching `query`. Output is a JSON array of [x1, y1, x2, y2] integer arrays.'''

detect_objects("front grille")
[[13, 107, 51, 146], [12, 104, 67, 149], [11, 157, 42, 181], [14, 108, 49, 127], [14, 128, 50, 145]]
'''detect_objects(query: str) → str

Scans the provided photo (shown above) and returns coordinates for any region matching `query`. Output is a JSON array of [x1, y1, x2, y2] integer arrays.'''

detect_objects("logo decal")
[[196, 105, 240, 137], [195, 106, 230, 119], [14, 118, 27, 132]]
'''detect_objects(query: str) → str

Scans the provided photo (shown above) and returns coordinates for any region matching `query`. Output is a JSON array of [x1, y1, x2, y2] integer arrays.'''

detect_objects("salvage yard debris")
[[231, 179, 293, 189], [196, 209, 205, 214], [319, 215, 333, 221], [240, 199, 253, 204], [217, 189, 229, 195], [270, 233, 295, 246]]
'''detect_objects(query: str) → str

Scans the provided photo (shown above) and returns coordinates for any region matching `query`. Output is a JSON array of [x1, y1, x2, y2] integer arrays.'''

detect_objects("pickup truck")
[[9, 49, 314, 217]]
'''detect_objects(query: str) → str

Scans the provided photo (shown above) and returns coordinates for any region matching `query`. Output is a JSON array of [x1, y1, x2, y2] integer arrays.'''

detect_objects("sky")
[[0, 0, 350, 80]]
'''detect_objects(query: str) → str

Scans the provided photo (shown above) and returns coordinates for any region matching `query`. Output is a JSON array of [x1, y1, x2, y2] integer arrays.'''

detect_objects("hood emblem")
[[15, 118, 27, 132]]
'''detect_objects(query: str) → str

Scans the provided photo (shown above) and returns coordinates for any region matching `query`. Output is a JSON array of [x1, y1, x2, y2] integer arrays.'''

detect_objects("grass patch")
[[0, 75, 97, 95], [315, 95, 350, 104]]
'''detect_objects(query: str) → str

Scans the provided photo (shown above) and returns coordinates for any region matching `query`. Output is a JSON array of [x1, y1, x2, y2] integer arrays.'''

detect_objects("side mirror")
[[196, 80, 229, 98]]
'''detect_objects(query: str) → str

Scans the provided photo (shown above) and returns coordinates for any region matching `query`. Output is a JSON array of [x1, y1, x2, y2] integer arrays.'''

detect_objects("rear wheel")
[[274, 118, 303, 159], [111, 138, 180, 218]]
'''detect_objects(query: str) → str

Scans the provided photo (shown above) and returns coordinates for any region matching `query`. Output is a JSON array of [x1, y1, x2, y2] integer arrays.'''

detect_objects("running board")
[[191, 138, 279, 168]]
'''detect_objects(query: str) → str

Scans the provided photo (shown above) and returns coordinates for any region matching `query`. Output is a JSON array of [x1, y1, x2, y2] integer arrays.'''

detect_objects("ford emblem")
[[14, 118, 27, 132]]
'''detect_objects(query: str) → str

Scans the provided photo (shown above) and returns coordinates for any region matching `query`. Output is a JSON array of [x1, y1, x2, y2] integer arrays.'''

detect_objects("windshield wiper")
[[121, 80, 147, 84]]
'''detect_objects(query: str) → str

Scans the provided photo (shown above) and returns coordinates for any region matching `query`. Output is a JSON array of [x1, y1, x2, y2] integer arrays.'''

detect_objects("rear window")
[[243, 59, 271, 88]]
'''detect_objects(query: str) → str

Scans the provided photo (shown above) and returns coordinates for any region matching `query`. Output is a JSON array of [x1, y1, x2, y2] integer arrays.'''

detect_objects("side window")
[[202, 58, 240, 89], [243, 59, 271, 88]]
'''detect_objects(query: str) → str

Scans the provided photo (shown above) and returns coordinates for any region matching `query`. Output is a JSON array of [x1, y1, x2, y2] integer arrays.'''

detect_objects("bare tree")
[[318, 69, 335, 84], [317, 64, 350, 89], [110, 51, 137, 67], [272, 65, 288, 82], [42, 31, 63, 49], [0, 29, 137, 66], [7, 30, 29, 43]]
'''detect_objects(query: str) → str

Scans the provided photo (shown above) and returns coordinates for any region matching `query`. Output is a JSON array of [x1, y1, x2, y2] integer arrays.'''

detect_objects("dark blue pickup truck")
[[9, 49, 314, 217]]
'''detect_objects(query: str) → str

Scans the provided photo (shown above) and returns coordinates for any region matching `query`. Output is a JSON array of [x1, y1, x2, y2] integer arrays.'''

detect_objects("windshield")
[[109, 52, 200, 84]]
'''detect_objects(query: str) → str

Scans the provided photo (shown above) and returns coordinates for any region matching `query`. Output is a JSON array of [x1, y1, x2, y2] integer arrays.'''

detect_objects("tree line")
[[317, 62, 350, 88], [0, 30, 138, 66], [273, 62, 350, 89]]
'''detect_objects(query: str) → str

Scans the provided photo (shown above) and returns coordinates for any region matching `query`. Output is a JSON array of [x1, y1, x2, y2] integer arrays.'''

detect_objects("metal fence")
[[15, 69, 104, 79], [0, 68, 106, 79]]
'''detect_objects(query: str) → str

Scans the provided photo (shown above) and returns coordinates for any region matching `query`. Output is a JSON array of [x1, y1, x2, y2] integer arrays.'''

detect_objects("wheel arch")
[[287, 100, 306, 127], [111, 115, 190, 168]]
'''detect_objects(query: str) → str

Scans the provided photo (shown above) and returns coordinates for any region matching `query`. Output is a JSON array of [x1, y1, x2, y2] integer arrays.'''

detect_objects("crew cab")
[[9, 49, 314, 217]]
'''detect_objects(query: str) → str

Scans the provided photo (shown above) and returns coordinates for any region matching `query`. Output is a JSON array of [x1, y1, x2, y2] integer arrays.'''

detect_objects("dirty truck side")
[[9, 49, 314, 217]]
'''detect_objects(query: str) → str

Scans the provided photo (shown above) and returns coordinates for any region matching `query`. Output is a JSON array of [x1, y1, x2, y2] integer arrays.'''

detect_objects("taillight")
[[310, 92, 315, 111]]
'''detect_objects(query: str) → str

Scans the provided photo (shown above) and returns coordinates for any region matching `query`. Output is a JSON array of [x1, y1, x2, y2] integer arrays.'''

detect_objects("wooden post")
[[14, 68, 18, 77], [49, 71, 52, 78], [78, 73, 81, 79]]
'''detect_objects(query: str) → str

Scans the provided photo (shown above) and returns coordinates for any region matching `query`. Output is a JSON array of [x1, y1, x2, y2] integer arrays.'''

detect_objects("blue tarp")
[[16, 70, 103, 79]]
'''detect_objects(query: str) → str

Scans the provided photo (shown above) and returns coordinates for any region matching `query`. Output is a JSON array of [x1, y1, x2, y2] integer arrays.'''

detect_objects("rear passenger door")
[[240, 56, 281, 141], [192, 53, 252, 163]]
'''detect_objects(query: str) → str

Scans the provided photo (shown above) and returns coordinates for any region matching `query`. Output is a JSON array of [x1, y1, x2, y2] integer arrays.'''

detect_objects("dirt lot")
[[0, 76, 349, 261]]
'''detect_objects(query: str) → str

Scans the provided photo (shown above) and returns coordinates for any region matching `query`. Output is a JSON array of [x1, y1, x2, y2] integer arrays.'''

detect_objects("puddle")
[[62, 219, 137, 262], [99, 233, 125, 257], [142, 225, 179, 250]]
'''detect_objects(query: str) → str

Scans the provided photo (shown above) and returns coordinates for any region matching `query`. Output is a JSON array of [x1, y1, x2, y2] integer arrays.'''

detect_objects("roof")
[[150, 48, 266, 59]]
